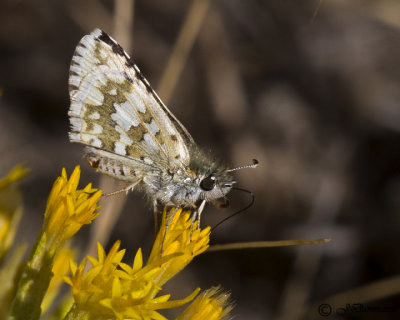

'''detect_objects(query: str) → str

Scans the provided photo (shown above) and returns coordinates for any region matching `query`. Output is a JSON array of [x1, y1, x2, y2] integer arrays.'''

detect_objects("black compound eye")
[[200, 174, 216, 191]]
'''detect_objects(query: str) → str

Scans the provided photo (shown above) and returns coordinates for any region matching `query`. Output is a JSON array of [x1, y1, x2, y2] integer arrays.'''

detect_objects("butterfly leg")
[[153, 201, 160, 236], [197, 199, 206, 228], [102, 179, 140, 197], [190, 200, 206, 240], [190, 210, 198, 235]]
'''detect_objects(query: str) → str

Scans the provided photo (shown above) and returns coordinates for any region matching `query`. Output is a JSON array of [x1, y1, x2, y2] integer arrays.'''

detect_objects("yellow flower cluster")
[[44, 167, 101, 243], [64, 208, 214, 319], [8, 166, 102, 319], [0, 165, 233, 320], [148, 208, 210, 286]]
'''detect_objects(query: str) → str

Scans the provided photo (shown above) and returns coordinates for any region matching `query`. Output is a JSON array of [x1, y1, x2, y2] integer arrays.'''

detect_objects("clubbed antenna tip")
[[227, 159, 259, 173]]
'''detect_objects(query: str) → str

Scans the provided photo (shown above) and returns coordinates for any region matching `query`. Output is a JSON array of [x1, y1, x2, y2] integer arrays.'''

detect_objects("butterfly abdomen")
[[85, 147, 141, 181]]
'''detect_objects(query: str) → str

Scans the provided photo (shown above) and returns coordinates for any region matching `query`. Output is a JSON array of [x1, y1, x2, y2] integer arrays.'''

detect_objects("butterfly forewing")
[[68, 28, 193, 180]]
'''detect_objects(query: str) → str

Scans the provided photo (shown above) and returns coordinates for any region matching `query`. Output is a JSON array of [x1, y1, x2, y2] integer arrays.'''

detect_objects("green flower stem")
[[63, 304, 89, 320], [8, 230, 60, 320]]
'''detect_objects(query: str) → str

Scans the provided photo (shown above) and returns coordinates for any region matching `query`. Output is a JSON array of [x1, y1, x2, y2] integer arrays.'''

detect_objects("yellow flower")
[[65, 207, 210, 319], [44, 166, 101, 243], [0, 164, 29, 261], [65, 241, 200, 320], [177, 287, 233, 320], [3, 164, 236, 319], [9, 166, 102, 320], [148, 208, 210, 286]]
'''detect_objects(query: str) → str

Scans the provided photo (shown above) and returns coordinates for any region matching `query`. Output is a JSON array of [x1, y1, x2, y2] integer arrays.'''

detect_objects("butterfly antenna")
[[227, 159, 259, 172], [212, 187, 255, 231]]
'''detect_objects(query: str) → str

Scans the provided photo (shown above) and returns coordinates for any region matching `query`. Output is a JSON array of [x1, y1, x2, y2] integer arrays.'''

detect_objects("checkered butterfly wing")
[[68, 29, 195, 180]]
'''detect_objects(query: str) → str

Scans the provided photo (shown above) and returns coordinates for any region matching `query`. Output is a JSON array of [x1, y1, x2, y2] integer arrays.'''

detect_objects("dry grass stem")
[[199, 8, 247, 127], [207, 238, 330, 252], [157, 0, 211, 104]]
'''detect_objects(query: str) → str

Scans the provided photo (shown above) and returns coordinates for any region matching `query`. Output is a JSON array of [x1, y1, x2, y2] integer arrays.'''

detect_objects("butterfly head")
[[191, 154, 258, 205], [198, 170, 235, 202]]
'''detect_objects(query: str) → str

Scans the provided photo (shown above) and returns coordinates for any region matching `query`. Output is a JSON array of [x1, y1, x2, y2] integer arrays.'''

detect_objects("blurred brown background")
[[1, 0, 400, 319]]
